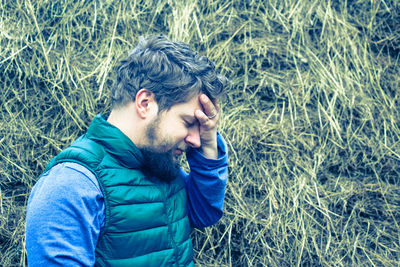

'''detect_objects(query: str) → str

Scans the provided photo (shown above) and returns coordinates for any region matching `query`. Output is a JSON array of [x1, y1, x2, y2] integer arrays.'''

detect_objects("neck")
[[107, 103, 146, 147]]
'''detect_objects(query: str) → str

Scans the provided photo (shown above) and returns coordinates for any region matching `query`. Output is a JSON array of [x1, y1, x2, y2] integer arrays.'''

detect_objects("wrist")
[[199, 140, 218, 159]]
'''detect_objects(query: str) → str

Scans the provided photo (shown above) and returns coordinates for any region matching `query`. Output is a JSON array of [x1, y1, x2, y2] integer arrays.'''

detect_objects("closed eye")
[[185, 120, 196, 128], [183, 115, 198, 128]]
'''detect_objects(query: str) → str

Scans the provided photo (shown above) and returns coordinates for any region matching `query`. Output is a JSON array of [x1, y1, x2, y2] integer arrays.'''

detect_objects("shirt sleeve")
[[183, 132, 229, 228], [26, 162, 105, 267]]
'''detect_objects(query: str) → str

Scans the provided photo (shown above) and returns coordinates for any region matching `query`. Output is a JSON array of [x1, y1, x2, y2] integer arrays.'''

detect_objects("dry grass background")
[[1, 0, 400, 266]]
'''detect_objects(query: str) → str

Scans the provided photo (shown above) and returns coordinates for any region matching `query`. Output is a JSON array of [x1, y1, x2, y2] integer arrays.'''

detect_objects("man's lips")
[[175, 148, 184, 155]]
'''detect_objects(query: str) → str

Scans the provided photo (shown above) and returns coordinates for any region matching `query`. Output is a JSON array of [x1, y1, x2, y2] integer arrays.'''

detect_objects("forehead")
[[169, 94, 201, 114]]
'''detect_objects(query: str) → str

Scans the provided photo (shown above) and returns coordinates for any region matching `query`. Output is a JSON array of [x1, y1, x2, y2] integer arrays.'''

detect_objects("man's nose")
[[185, 127, 201, 148]]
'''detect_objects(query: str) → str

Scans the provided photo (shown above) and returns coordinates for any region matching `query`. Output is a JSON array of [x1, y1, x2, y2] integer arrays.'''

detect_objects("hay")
[[1, 0, 399, 266]]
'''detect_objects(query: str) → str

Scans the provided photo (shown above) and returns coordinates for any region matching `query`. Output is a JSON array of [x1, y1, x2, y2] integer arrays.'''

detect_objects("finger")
[[199, 94, 218, 118], [195, 109, 211, 125]]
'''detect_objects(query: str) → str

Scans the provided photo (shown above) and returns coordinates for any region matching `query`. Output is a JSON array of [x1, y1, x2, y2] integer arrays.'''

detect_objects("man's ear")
[[135, 89, 158, 119]]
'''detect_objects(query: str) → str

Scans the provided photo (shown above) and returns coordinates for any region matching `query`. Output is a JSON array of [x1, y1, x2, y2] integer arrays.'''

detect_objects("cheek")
[[174, 124, 190, 142], [162, 122, 187, 142], [175, 125, 189, 140]]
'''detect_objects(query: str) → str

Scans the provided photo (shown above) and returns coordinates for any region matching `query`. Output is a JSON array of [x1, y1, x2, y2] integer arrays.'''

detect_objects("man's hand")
[[194, 94, 219, 159]]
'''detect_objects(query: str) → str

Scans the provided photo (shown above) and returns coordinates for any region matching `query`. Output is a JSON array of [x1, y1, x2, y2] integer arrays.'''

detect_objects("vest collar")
[[86, 114, 144, 168]]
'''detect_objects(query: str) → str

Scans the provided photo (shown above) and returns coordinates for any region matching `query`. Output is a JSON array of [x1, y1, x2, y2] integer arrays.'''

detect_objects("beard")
[[140, 115, 182, 183], [140, 148, 181, 183]]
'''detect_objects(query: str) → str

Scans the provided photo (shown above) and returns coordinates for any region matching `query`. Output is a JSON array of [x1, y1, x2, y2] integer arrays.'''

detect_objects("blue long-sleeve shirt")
[[26, 133, 228, 266]]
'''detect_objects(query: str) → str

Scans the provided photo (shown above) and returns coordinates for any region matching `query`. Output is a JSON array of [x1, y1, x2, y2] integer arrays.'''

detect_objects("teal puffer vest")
[[45, 115, 194, 267]]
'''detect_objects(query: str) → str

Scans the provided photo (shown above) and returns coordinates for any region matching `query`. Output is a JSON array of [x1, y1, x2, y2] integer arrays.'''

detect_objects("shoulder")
[[49, 137, 105, 172], [29, 162, 103, 207]]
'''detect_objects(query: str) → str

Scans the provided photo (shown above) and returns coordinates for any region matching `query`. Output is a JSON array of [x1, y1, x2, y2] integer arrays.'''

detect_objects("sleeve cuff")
[[186, 132, 228, 168]]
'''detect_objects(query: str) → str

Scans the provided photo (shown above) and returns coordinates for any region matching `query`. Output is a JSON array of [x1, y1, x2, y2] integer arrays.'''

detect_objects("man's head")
[[111, 35, 227, 112], [108, 35, 227, 182]]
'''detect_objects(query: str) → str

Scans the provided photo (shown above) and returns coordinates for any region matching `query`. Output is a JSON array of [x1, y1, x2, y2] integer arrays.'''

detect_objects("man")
[[26, 35, 228, 266]]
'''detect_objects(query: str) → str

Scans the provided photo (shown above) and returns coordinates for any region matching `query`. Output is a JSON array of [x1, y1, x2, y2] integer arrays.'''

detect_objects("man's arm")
[[26, 162, 105, 267], [182, 132, 228, 228], [183, 94, 228, 228]]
